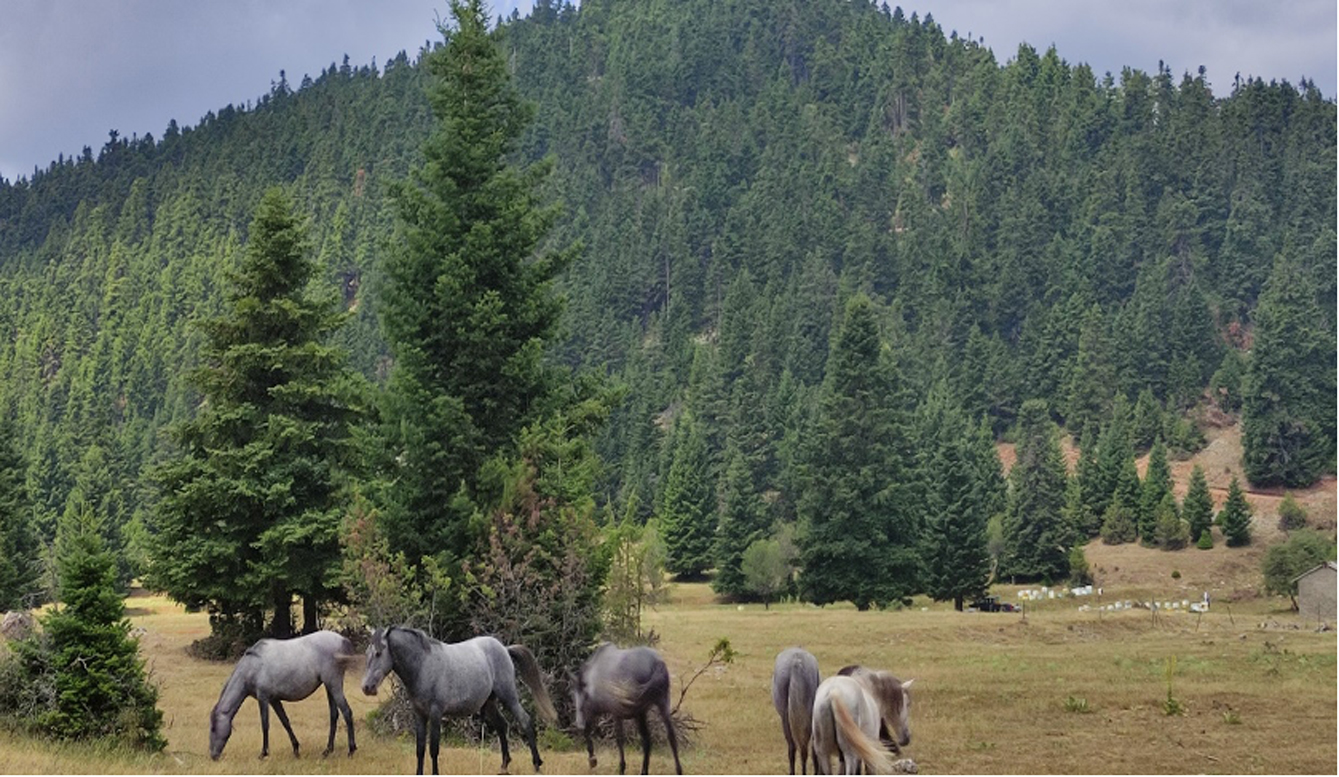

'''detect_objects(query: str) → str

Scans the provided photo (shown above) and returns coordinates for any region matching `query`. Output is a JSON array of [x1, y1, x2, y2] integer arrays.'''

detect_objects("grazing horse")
[[360, 626, 557, 775], [772, 647, 821, 775], [834, 666, 913, 754], [208, 630, 358, 761], [811, 676, 895, 775], [571, 643, 683, 775]]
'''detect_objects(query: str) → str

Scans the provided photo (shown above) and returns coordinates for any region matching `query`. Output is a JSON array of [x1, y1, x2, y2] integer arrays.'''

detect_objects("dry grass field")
[[0, 572, 1335, 775], [1, 424, 1334, 774]]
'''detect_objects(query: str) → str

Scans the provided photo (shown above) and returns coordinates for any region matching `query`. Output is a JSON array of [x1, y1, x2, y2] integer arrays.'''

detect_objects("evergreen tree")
[[917, 383, 992, 610], [40, 503, 163, 749], [375, 0, 575, 630], [1181, 465, 1214, 543], [1062, 303, 1113, 441], [1001, 400, 1071, 582], [797, 295, 917, 609], [658, 412, 715, 578], [1241, 252, 1336, 487], [1152, 492, 1189, 550], [1072, 428, 1105, 536], [1218, 476, 1253, 547], [1277, 493, 1308, 532], [149, 189, 359, 638], [1138, 438, 1172, 546], [713, 443, 771, 598], [0, 418, 42, 610], [1130, 388, 1163, 450]]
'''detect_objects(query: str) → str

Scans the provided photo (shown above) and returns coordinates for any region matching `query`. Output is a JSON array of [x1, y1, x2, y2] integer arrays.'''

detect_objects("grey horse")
[[360, 626, 557, 775], [772, 647, 821, 775], [571, 643, 683, 775], [208, 629, 358, 761], [835, 665, 912, 754], [811, 675, 895, 775]]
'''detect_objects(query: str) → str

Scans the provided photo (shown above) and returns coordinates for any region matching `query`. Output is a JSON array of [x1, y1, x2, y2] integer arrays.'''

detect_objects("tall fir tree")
[[798, 295, 917, 609], [1138, 438, 1172, 546], [712, 442, 771, 598], [1001, 400, 1071, 582], [917, 382, 993, 610], [1181, 465, 1214, 543], [658, 411, 716, 578], [149, 189, 359, 638], [375, 0, 575, 629], [1241, 251, 1336, 487], [0, 418, 42, 610], [1218, 476, 1254, 547]]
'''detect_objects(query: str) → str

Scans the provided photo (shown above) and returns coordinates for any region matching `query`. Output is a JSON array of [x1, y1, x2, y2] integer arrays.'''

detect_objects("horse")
[[811, 675, 896, 775], [834, 665, 913, 754], [772, 647, 821, 775], [208, 629, 358, 761], [360, 626, 557, 775], [571, 643, 683, 775]]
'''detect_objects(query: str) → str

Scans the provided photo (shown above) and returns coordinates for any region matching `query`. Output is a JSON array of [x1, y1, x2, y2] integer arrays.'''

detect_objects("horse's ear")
[[902, 679, 915, 690]]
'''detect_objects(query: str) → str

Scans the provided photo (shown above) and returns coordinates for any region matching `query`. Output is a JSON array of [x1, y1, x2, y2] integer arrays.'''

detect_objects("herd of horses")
[[207, 629, 912, 775]]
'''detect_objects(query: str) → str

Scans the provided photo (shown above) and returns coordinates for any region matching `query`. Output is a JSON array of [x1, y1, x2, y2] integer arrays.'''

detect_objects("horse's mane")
[[387, 625, 435, 652], [860, 670, 907, 717]]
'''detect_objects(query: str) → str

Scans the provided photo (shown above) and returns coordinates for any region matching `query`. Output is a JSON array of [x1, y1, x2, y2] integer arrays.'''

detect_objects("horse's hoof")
[[588, 756, 598, 770]]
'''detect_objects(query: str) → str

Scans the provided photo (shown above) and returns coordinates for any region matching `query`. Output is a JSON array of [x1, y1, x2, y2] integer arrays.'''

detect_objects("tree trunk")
[[955, 595, 964, 612], [270, 585, 293, 638], [302, 594, 319, 634]]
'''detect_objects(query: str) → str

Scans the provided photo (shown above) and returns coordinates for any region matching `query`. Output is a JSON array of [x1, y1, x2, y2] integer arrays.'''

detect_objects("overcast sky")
[[1, 1, 1334, 183]]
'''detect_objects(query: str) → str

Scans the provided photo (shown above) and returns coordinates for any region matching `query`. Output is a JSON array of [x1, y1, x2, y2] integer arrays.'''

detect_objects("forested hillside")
[[0, 0, 1333, 593]]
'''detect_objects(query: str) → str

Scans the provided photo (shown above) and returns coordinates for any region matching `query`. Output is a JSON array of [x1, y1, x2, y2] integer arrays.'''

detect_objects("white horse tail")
[[508, 644, 558, 724], [832, 696, 896, 775]]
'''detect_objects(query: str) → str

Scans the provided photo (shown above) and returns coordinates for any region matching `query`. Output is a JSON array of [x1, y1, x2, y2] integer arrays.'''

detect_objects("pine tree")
[[714, 443, 770, 598], [658, 412, 716, 578], [797, 295, 917, 609], [1218, 476, 1253, 547], [41, 504, 163, 749], [1001, 400, 1071, 582], [1138, 438, 1172, 546], [1241, 251, 1336, 487], [149, 189, 359, 638], [1182, 465, 1214, 543], [376, 0, 575, 597], [0, 418, 42, 610], [917, 383, 992, 611], [1152, 493, 1189, 550]]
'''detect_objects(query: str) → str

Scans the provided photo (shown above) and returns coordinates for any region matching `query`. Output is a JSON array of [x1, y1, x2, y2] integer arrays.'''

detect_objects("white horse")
[[811, 676, 896, 775], [208, 630, 358, 761]]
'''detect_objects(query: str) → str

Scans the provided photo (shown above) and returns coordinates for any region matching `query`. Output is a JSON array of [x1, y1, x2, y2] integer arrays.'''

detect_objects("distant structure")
[[1293, 561, 1337, 623]]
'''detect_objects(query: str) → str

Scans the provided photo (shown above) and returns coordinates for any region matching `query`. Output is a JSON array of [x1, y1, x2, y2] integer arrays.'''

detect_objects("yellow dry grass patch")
[[2, 578, 1335, 775]]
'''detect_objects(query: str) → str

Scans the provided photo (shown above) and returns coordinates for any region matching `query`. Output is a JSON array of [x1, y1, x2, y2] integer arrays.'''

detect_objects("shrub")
[[1068, 546, 1093, 586], [1261, 530, 1336, 610], [1196, 529, 1214, 550], [1277, 494, 1308, 532]]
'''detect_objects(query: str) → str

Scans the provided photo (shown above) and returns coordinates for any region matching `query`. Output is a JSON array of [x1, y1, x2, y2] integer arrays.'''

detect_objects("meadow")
[[0, 562, 1334, 775]]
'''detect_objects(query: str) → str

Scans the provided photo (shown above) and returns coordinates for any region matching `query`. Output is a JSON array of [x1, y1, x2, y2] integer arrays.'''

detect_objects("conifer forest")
[[0, 0, 1334, 752]]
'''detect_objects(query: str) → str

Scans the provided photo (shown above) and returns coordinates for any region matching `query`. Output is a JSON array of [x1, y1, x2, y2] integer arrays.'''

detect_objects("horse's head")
[[361, 627, 393, 696], [208, 703, 231, 761], [888, 678, 913, 748]]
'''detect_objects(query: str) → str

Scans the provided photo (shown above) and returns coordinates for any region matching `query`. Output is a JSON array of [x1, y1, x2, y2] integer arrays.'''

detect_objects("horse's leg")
[[428, 713, 442, 776], [339, 690, 357, 756], [656, 696, 683, 776], [270, 699, 301, 757], [496, 682, 540, 772], [584, 719, 598, 770], [414, 713, 428, 775], [636, 712, 653, 776], [614, 717, 627, 775], [322, 686, 339, 756], [481, 698, 512, 774], [257, 696, 272, 759]]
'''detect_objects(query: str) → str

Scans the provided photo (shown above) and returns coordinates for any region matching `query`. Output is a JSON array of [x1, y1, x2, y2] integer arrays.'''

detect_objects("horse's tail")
[[335, 635, 361, 671], [786, 668, 814, 751], [832, 695, 896, 775], [508, 644, 558, 724]]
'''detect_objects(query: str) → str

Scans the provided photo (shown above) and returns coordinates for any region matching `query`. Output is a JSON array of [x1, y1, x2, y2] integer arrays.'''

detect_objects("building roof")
[[1291, 560, 1338, 584]]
